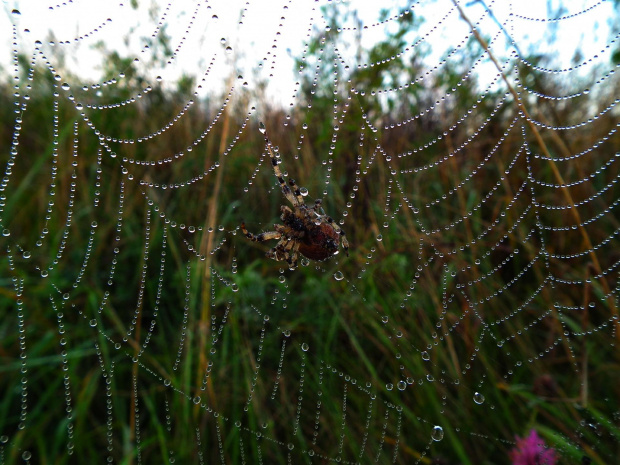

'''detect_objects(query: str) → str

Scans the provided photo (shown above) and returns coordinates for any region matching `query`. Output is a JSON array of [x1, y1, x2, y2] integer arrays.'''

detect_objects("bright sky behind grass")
[[0, 0, 616, 104]]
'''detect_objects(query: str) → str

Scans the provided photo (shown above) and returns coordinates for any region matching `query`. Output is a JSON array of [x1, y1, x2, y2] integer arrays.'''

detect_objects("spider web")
[[1, 0, 619, 463]]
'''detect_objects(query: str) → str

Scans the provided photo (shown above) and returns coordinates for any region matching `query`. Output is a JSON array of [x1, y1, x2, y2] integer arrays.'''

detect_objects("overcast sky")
[[1, 0, 615, 103]]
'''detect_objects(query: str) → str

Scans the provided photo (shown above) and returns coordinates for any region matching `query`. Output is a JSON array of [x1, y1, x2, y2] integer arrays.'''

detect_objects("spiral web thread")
[[1, 1, 619, 463]]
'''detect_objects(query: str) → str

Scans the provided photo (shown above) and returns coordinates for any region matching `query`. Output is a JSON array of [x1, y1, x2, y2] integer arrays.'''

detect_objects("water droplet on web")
[[333, 271, 344, 281], [22, 451, 31, 460], [2, 229, 9, 236], [0, 435, 8, 444], [473, 392, 485, 404], [431, 426, 444, 441], [61, 83, 70, 90], [89, 319, 97, 327], [225, 46, 233, 54], [376, 234, 382, 242], [381, 316, 388, 323], [299, 187, 308, 196], [22, 250, 31, 259], [301, 343, 309, 352], [386, 383, 393, 391], [421, 351, 430, 361], [11, 9, 21, 15], [397, 380, 407, 391], [259, 122, 266, 134], [231, 284, 239, 292], [193, 396, 201, 405]]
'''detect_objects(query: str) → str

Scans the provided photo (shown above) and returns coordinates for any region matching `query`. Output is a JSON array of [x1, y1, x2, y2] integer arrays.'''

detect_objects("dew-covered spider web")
[[1, 0, 620, 463]]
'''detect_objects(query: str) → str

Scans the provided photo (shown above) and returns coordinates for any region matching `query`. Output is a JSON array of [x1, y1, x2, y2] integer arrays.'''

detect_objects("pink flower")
[[509, 430, 557, 465]]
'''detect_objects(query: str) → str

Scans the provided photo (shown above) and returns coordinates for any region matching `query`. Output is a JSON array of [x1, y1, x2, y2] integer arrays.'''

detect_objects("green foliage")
[[1, 2, 620, 464]]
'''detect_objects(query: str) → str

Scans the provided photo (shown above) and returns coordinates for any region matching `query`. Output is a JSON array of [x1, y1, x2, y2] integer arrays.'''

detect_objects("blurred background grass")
[[1, 2, 620, 464]]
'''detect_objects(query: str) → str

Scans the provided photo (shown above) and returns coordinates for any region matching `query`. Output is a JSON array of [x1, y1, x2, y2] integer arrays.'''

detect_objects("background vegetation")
[[1, 2, 620, 464]]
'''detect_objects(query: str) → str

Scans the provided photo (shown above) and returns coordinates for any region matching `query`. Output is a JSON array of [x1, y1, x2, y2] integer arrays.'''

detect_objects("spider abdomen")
[[298, 222, 340, 261]]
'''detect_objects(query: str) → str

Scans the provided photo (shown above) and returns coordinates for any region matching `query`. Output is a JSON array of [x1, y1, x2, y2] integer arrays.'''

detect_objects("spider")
[[241, 123, 349, 269]]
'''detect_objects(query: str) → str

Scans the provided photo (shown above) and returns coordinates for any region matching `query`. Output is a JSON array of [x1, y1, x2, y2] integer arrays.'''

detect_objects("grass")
[[1, 16, 620, 464]]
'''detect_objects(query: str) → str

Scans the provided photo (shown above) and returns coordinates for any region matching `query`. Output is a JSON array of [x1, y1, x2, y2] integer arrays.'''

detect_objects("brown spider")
[[241, 123, 349, 269]]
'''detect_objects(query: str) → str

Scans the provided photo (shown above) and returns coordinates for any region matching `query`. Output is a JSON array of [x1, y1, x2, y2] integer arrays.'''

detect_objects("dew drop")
[[333, 271, 344, 281], [431, 425, 444, 441], [2, 229, 10, 237], [473, 392, 485, 404], [259, 122, 266, 134], [11, 9, 21, 15], [299, 187, 308, 196], [301, 343, 309, 352]]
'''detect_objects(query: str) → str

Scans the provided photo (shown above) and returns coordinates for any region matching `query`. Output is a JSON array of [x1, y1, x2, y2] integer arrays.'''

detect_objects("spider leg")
[[313, 198, 327, 217], [278, 239, 299, 270], [267, 238, 293, 262], [289, 241, 301, 269], [288, 178, 306, 206], [326, 216, 349, 257], [241, 222, 281, 242], [261, 125, 301, 207], [279, 206, 294, 223]]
